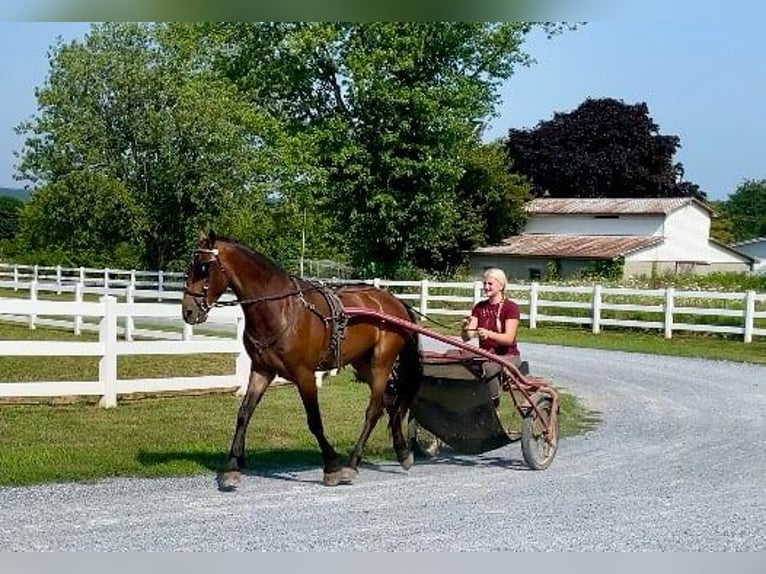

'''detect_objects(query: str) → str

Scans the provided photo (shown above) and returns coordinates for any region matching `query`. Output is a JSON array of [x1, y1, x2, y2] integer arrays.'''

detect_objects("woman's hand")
[[461, 317, 478, 340], [476, 328, 492, 340]]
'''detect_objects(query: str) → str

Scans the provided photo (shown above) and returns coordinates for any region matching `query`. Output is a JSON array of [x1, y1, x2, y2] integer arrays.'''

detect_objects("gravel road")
[[1, 343, 764, 551]]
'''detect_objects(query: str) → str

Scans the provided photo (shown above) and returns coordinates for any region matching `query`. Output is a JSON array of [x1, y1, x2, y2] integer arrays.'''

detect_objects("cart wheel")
[[407, 417, 443, 459], [521, 393, 559, 470]]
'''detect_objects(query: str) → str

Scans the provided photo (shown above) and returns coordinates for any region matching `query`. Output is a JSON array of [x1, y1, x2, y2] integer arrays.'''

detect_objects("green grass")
[[5, 292, 762, 487], [0, 321, 589, 487], [520, 324, 766, 364]]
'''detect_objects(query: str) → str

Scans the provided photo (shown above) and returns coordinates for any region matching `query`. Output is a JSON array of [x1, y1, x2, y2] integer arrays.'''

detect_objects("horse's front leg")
[[219, 368, 274, 491], [292, 369, 347, 486]]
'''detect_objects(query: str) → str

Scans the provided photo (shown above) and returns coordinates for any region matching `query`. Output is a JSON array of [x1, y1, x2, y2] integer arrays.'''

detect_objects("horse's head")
[[181, 230, 231, 324]]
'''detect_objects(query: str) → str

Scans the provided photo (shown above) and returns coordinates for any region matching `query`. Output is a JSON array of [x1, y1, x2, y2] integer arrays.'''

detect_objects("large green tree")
[[15, 22, 289, 269], [723, 179, 766, 242], [504, 97, 705, 200], [15, 171, 145, 267], [15, 22, 574, 275], [191, 22, 567, 276]]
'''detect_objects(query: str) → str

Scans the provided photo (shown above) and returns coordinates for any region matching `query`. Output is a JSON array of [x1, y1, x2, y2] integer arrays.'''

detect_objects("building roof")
[[730, 236, 766, 247], [471, 234, 663, 259], [526, 197, 713, 216]]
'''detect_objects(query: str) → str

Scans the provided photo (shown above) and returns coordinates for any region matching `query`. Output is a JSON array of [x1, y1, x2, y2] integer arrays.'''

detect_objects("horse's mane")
[[213, 235, 288, 276]]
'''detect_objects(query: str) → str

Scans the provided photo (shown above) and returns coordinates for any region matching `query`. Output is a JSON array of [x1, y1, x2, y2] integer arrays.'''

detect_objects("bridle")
[[182, 246, 309, 313], [182, 248, 228, 314]]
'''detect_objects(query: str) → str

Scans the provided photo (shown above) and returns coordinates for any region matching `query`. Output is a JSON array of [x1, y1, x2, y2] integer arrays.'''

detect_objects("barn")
[[468, 197, 754, 280]]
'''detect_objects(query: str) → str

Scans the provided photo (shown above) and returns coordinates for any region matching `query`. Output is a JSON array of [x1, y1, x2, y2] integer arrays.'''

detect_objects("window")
[[528, 268, 542, 280]]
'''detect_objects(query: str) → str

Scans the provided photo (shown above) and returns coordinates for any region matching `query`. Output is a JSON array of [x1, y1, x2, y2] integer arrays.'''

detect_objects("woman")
[[460, 267, 521, 403]]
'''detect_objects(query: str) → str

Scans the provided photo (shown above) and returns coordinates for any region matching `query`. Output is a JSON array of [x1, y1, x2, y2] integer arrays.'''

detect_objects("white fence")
[[0, 297, 247, 408], [1, 262, 765, 406], [393, 279, 766, 343], [0, 262, 184, 301], [2, 262, 765, 343]]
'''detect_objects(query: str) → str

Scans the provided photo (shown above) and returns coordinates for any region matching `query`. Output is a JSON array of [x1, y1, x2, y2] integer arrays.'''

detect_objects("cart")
[[344, 308, 560, 471]]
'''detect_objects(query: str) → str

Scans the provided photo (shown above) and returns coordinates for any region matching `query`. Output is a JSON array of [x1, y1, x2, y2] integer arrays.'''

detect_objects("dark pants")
[[482, 355, 521, 398]]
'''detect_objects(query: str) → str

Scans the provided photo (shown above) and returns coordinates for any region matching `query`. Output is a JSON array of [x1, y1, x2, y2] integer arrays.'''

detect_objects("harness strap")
[[299, 278, 348, 372]]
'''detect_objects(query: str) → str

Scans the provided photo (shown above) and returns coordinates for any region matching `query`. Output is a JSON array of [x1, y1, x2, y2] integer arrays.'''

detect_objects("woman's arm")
[[476, 317, 518, 345]]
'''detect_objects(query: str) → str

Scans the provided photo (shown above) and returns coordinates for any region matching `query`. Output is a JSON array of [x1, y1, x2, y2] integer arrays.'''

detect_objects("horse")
[[181, 231, 422, 490]]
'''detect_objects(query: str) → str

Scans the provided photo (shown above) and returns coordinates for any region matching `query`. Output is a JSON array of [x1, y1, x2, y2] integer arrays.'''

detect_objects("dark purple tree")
[[504, 97, 705, 199]]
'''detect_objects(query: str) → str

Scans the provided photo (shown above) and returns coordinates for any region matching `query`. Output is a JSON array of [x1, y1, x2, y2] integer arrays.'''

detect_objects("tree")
[[723, 179, 766, 242], [504, 97, 705, 200], [15, 171, 145, 267], [15, 22, 289, 269], [453, 142, 530, 250], [192, 22, 572, 276], [0, 196, 23, 240]]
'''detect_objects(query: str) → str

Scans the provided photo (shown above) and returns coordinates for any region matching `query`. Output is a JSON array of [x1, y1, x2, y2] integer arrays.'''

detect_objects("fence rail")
[[2, 261, 765, 343]]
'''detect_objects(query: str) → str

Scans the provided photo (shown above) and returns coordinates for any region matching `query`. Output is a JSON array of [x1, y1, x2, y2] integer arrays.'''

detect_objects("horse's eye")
[[195, 261, 210, 278]]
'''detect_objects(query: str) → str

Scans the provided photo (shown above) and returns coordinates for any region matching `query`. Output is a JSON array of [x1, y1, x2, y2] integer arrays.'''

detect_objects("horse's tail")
[[387, 303, 423, 421]]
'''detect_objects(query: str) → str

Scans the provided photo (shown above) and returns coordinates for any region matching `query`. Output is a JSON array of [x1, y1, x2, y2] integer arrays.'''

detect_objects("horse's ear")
[[208, 230, 217, 245]]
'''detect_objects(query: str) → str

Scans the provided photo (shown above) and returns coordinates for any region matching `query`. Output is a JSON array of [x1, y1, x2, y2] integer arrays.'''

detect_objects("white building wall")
[[525, 214, 664, 236], [629, 241, 750, 265]]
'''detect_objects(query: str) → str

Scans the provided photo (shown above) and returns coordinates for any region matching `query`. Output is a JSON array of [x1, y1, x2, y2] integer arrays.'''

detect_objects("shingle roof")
[[471, 234, 663, 259], [526, 197, 710, 215]]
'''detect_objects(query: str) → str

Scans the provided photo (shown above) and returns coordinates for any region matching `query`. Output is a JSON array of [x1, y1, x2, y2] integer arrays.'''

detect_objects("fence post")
[[473, 281, 483, 305], [79, 266, 85, 286], [419, 279, 429, 317], [33, 264, 39, 282], [235, 311, 249, 395], [592, 284, 602, 334], [373, 277, 381, 289], [99, 295, 118, 408], [158, 270, 164, 301], [29, 280, 38, 330], [74, 282, 83, 335], [13, 264, 19, 290], [528, 282, 538, 329], [55, 265, 62, 295], [663, 287, 675, 339], [743, 290, 755, 344], [125, 282, 135, 342], [103, 268, 110, 296]]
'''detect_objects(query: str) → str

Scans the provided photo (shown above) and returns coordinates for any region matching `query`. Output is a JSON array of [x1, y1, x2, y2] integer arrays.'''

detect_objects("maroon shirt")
[[471, 298, 520, 356]]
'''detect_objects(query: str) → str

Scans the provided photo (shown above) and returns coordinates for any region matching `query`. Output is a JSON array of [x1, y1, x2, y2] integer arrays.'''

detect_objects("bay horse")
[[181, 231, 422, 490]]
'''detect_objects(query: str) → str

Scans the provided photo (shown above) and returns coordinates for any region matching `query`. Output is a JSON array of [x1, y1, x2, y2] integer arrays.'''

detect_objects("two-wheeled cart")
[[345, 308, 560, 470]]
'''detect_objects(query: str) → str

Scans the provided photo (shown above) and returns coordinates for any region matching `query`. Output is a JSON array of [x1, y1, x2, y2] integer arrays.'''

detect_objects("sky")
[[1, 19, 764, 202]]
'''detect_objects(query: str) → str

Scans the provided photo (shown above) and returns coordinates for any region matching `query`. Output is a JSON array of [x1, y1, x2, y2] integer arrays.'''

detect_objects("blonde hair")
[[482, 267, 508, 290]]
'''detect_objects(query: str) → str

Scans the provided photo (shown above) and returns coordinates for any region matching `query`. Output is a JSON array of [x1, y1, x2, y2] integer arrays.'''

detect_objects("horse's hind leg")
[[293, 370, 346, 486], [386, 394, 414, 471], [345, 361, 389, 478], [219, 369, 273, 491]]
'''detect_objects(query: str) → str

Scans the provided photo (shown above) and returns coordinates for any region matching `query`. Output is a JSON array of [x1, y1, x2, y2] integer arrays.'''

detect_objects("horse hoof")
[[323, 469, 344, 486], [340, 466, 358, 484], [399, 452, 414, 471], [218, 471, 241, 492]]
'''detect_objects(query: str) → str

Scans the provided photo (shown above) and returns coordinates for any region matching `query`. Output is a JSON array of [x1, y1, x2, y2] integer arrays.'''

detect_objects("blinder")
[[183, 248, 222, 313]]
